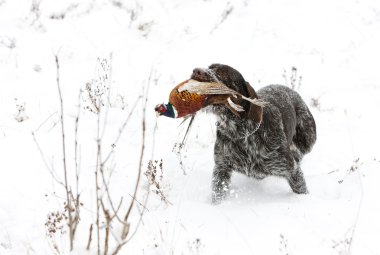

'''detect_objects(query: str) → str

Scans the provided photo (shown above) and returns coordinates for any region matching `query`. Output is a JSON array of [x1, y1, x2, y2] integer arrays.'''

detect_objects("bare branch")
[[74, 89, 82, 199], [55, 54, 74, 251], [32, 131, 64, 187], [102, 95, 142, 166], [95, 112, 101, 255], [210, 2, 234, 34], [86, 224, 93, 251], [112, 69, 153, 255], [34, 111, 58, 132], [99, 166, 128, 225], [100, 200, 111, 255], [126, 192, 150, 242], [101, 53, 113, 140], [121, 70, 151, 239]]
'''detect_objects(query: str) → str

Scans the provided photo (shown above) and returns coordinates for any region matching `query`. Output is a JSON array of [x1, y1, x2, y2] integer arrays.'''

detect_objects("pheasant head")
[[155, 103, 176, 118]]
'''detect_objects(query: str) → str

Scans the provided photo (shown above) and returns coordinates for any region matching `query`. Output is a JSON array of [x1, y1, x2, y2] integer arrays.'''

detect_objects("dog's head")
[[190, 64, 261, 121]]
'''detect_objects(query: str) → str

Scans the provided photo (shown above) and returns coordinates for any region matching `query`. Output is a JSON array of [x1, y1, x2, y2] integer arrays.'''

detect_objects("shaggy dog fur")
[[190, 64, 317, 203]]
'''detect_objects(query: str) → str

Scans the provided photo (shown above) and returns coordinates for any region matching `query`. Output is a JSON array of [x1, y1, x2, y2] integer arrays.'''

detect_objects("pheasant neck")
[[162, 103, 177, 118]]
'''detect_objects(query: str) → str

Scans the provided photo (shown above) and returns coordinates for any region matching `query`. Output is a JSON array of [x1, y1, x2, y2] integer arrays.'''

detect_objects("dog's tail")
[[292, 98, 317, 155]]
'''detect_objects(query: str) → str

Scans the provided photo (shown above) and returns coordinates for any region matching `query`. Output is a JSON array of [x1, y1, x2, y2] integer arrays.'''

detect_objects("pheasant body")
[[168, 80, 207, 118]]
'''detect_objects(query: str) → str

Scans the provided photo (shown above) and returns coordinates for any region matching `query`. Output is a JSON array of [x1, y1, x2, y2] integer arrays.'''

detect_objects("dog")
[[190, 64, 317, 203]]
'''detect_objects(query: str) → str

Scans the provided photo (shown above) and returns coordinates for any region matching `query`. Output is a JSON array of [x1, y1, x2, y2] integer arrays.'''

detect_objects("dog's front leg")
[[211, 165, 232, 204], [287, 165, 308, 194]]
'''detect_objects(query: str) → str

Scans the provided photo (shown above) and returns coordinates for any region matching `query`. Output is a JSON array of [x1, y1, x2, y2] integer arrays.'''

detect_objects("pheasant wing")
[[178, 79, 239, 96]]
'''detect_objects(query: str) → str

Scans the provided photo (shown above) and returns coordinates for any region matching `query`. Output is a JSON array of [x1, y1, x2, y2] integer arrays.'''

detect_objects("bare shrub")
[[34, 55, 154, 254], [283, 67, 302, 91], [144, 159, 171, 205], [83, 58, 110, 114], [172, 142, 187, 175]]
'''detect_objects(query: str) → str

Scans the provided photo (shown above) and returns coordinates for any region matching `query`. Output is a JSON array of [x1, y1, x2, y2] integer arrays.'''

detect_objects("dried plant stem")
[[86, 224, 93, 250], [74, 89, 82, 200], [32, 131, 64, 187], [210, 2, 233, 34], [99, 167, 127, 225], [126, 192, 150, 242], [102, 95, 142, 165], [55, 55, 74, 251], [344, 112, 364, 253], [112, 70, 152, 255], [95, 111, 102, 255], [100, 53, 113, 140], [121, 73, 150, 236], [120, 98, 146, 240], [100, 200, 111, 255]]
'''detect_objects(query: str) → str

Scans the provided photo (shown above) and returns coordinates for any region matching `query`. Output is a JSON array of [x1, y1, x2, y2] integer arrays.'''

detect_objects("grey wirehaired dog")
[[190, 64, 317, 203]]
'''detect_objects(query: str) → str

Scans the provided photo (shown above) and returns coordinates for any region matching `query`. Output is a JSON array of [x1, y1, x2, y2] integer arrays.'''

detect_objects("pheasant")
[[155, 79, 265, 118]]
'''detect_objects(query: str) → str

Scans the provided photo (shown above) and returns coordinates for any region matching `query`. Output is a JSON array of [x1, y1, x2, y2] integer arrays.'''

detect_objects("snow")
[[1, 0, 380, 254]]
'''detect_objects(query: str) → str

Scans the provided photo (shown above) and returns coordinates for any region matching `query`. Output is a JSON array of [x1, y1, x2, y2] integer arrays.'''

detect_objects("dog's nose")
[[191, 68, 208, 80], [192, 68, 206, 76]]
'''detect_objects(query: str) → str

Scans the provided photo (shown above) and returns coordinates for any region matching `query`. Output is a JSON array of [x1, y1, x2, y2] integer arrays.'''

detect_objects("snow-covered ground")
[[1, 0, 380, 254]]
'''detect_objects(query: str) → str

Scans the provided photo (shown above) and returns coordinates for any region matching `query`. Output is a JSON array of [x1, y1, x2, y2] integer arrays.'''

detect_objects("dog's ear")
[[246, 82, 263, 124]]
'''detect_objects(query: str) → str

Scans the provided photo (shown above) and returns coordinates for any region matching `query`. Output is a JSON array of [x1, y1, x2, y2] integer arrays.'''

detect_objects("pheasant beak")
[[155, 110, 161, 117]]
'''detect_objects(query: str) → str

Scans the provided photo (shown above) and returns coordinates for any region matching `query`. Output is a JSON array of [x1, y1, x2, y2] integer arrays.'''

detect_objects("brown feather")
[[245, 82, 263, 124], [169, 80, 207, 118]]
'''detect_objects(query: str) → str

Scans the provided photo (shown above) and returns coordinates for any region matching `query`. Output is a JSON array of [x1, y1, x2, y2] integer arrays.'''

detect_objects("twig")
[[86, 224, 93, 250], [95, 110, 101, 255], [100, 53, 113, 140], [102, 95, 142, 166], [100, 200, 111, 255], [72, 88, 83, 243], [126, 192, 150, 242], [74, 89, 82, 199], [210, 2, 233, 34], [128, 194, 149, 212], [344, 111, 364, 253], [113, 69, 152, 255], [55, 54, 74, 251], [121, 70, 151, 236], [99, 166, 128, 225], [32, 131, 64, 187], [290, 67, 297, 90], [34, 111, 58, 132]]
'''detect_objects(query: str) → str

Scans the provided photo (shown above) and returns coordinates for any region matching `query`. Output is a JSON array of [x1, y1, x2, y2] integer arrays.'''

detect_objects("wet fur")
[[190, 64, 317, 203]]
